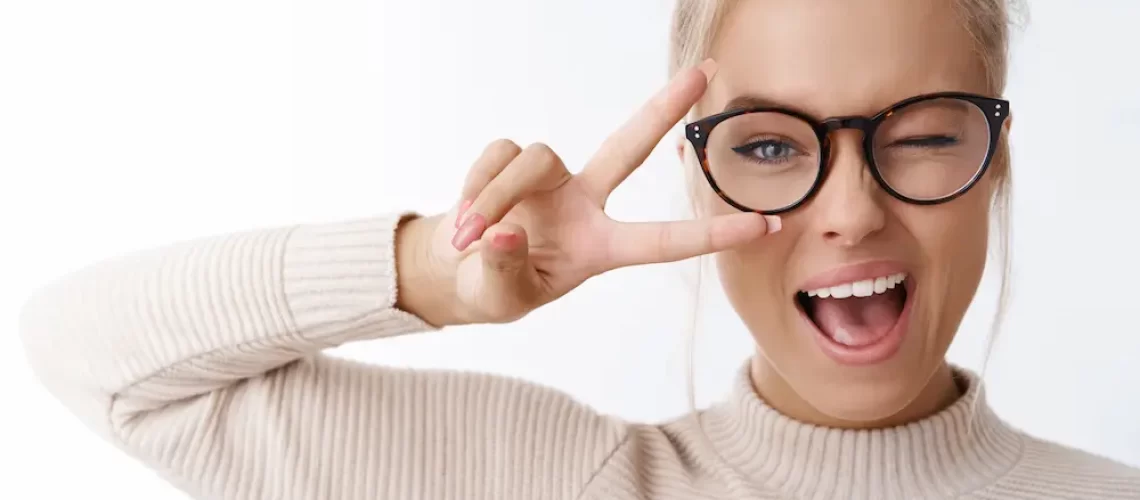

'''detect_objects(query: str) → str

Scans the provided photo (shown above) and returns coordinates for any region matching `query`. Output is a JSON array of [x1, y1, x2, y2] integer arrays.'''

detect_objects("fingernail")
[[451, 213, 486, 251], [764, 215, 782, 234], [698, 58, 718, 83], [455, 200, 473, 229], [491, 232, 518, 251]]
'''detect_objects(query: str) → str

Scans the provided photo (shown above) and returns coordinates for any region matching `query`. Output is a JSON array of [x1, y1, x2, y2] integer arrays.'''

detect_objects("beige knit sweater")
[[18, 213, 1140, 500]]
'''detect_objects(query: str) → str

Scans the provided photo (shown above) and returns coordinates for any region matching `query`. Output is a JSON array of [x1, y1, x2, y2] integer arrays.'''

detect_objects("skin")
[[396, 0, 1011, 434], [396, 61, 773, 330], [687, 0, 1010, 428]]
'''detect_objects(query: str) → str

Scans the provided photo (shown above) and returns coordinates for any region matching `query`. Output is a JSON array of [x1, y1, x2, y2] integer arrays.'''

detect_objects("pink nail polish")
[[455, 200, 473, 229], [451, 213, 486, 251]]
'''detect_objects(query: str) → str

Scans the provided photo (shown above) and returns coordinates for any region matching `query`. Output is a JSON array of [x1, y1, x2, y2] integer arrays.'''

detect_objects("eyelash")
[[890, 135, 960, 148], [732, 139, 801, 165]]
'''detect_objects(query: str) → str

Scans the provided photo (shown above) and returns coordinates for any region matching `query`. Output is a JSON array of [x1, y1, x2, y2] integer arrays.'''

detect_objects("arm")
[[19, 213, 627, 500]]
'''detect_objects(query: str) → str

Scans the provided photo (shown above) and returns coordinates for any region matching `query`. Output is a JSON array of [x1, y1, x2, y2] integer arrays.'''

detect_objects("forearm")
[[19, 213, 435, 423]]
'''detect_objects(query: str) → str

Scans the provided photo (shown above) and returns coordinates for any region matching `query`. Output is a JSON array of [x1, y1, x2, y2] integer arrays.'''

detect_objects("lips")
[[794, 262, 914, 366]]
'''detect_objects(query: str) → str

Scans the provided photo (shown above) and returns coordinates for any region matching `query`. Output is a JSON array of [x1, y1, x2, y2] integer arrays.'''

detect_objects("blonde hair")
[[671, 0, 1022, 413]]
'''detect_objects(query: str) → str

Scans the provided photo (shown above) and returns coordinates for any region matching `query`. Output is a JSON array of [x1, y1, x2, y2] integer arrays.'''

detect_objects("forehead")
[[705, 0, 987, 119]]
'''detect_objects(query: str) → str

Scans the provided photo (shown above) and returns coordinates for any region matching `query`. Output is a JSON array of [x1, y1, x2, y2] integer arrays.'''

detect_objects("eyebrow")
[[723, 95, 786, 112], [722, 94, 810, 117]]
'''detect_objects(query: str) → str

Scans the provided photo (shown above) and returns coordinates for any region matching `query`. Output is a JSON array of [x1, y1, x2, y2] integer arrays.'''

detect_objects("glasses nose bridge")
[[817, 115, 877, 194], [818, 116, 876, 174], [820, 116, 875, 140]]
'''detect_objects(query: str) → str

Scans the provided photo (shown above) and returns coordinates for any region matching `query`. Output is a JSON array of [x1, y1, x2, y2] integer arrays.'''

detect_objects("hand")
[[397, 59, 782, 327]]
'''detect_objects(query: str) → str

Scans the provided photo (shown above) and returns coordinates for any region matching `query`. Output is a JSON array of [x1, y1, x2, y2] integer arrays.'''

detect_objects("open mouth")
[[795, 272, 912, 365]]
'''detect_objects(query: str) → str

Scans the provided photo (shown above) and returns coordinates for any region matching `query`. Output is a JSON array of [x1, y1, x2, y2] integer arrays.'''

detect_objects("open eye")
[[732, 139, 801, 164]]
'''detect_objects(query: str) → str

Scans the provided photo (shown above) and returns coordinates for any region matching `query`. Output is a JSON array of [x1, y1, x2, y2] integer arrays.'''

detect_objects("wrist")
[[394, 213, 466, 327]]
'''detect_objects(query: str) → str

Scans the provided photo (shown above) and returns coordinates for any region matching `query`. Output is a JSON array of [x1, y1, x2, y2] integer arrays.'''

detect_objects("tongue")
[[812, 288, 904, 347]]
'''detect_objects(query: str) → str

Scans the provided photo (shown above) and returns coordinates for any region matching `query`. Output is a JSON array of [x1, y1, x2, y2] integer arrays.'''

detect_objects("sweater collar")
[[700, 361, 1025, 499]]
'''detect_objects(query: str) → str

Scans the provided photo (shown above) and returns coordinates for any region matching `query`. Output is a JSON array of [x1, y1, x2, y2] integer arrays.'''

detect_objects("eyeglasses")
[[684, 92, 1010, 214]]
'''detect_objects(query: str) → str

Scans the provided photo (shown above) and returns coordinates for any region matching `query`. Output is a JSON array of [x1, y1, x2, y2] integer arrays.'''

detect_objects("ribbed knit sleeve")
[[19, 214, 628, 500]]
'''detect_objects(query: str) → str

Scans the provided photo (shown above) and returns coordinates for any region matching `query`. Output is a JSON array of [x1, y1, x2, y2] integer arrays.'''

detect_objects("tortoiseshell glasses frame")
[[683, 91, 1011, 215]]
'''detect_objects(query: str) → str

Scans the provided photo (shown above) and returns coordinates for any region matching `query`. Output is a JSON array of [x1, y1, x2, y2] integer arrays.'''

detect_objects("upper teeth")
[[805, 273, 907, 299]]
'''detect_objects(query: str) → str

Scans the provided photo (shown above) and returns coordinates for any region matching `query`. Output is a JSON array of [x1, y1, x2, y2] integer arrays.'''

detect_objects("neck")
[[748, 357, 963, 429], [702, 360, 1025, 499]]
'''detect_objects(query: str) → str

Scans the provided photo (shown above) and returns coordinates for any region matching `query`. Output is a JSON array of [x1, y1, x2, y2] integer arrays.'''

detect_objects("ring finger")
[[456, 139, 524, 226]]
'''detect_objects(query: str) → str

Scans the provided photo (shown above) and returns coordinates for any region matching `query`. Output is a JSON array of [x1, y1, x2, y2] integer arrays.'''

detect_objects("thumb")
[[477, 223, 540, 320]]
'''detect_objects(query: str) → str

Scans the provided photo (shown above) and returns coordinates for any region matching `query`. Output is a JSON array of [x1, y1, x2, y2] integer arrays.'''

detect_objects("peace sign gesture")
[[396, 60, 782, 327]]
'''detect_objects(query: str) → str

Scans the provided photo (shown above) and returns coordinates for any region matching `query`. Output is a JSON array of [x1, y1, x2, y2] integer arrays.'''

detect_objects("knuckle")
[[643, 96, 672, 130], [487, 258, 521, 274], [524, 142, 560, 169], [465, 164, 494, 186], [485, 138, 522, 158], [464, 141, 520, 199], [654, 226, 672, 261], [699, 227, 714, 254], [471, 187, 506, 216]]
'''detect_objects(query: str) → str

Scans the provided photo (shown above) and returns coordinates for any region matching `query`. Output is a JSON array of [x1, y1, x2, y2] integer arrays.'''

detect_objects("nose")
[[810, 132, 887, 248]]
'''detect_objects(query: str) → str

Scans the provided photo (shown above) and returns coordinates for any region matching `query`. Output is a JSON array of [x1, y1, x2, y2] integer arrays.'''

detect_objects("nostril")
[[823, 231, 862, 247]]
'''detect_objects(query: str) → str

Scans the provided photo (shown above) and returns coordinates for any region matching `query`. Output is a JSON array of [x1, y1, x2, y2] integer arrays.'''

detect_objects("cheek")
[[698, 176, 791, 320], [903, 182, 992, 329], [927, 184, 991, 267], [909, 205, 988, 262], [714, 228, 798, 338]]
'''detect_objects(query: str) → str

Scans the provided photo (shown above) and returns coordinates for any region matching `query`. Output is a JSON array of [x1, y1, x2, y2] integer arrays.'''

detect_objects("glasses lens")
[[705, 112, 822, 211], [871, 98, 992, 201]]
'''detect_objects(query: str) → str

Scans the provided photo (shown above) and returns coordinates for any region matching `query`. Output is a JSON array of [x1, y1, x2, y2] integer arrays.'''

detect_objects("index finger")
[[578, 59, 718, 203], [603, 212, 780, 270]]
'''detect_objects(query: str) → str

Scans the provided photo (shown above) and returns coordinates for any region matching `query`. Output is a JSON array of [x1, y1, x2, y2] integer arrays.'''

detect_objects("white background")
[[2, 0, 1138, 497]]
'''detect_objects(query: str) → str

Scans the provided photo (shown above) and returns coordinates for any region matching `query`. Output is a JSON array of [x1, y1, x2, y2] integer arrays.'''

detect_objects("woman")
[[19, 0, 1140, 498]]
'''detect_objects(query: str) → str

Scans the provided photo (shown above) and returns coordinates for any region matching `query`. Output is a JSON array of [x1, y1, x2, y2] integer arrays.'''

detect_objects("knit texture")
[[19, 214, 1140, 500]]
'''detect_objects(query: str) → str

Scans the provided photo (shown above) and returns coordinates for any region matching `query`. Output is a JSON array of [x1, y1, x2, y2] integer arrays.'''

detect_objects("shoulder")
[[991, 434, 1140, 499], [1022, 436, 1140, 477], [577, 412, 735, 498]]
